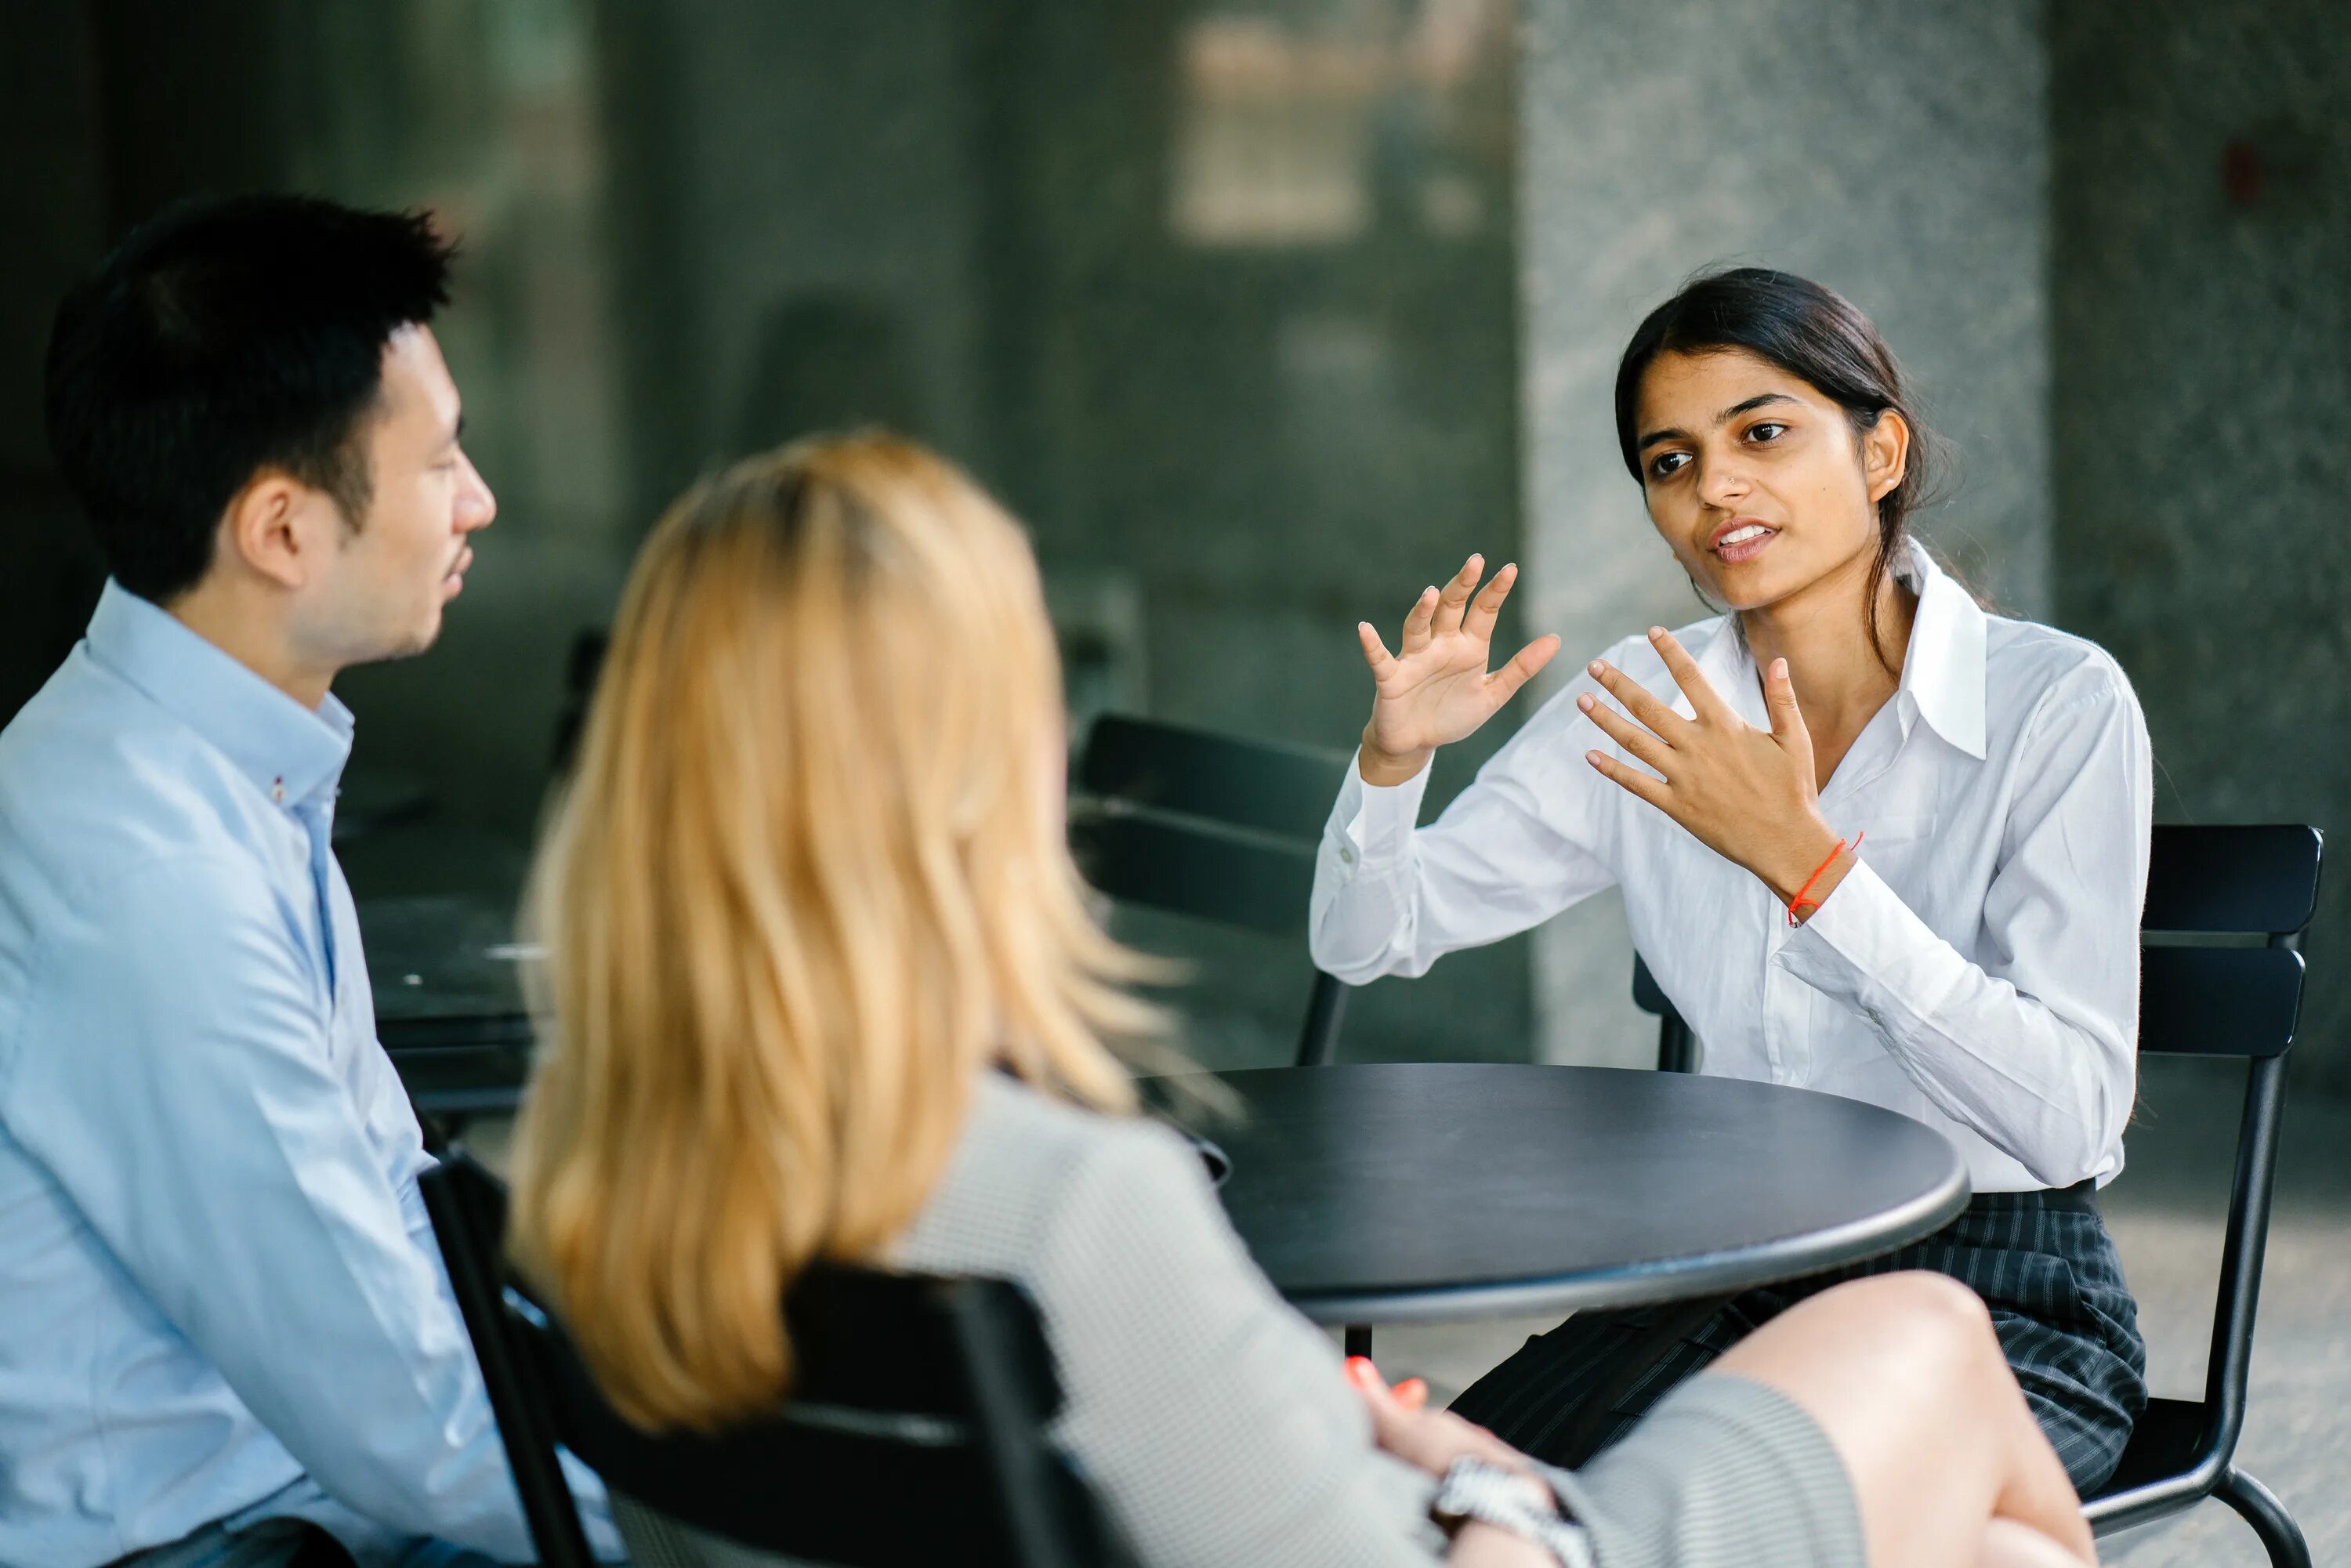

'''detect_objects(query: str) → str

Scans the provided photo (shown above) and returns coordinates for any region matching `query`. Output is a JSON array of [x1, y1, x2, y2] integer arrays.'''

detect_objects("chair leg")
[[1295, 972, 1347, 1066], [2214, 1467, 2310, 1568], [1654, 1016, 1696, 1074]]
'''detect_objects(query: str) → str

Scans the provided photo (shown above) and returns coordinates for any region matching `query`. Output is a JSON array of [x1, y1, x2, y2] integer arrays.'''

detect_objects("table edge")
[[1281, 1155, 1973, 1326]]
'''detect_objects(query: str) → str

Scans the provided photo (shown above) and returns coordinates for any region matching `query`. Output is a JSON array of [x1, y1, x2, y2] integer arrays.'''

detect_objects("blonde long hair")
[[509, 433, 1156, 1430]]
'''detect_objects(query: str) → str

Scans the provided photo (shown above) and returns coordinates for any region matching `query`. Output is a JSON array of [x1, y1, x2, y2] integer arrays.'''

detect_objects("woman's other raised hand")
[[1356, 555, 1560, 786], [1576, 628, 1846, 911]]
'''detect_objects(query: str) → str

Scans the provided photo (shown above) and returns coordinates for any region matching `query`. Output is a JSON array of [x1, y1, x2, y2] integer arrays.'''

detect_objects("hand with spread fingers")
[[1357, 554, 1562, 788], [1578, 627, 1850, 914]]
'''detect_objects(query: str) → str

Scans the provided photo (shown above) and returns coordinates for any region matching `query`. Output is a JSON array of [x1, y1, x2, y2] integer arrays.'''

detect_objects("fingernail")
[[1588, 660, 1604, 676], [1586, 749, 1605, 765], [1577, 693, 1594, 711], [1346, 1355, 1378, 1383], [1649, 626, 1666, 639], [1395, 1378, 1429, 1404]]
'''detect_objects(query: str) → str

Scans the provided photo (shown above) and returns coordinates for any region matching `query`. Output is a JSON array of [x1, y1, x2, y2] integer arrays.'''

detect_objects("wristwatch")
[[1429, 1457, 1596, 1568]]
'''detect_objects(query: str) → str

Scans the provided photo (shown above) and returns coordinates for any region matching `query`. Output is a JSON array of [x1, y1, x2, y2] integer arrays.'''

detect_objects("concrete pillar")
[[1516, 0, 2052, 1065]]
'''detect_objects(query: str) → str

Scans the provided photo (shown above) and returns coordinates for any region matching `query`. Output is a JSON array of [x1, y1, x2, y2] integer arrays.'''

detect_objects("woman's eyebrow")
[[1639, 391, 1801, 452], [1715, 391, 1799, 423]]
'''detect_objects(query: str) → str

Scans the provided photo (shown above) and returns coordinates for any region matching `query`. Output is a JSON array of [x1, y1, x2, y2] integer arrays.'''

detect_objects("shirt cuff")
[[1777, 856, 1965, 1027], [1327, 759, 1433, 875]]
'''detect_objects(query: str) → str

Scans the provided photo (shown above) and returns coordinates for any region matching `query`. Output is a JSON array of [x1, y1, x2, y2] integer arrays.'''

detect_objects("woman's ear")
[[1863, 409, 1911, 505]]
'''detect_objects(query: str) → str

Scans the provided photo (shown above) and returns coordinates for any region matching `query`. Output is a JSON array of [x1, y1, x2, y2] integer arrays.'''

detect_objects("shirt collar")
[[1674, 538, 1987, 760], [85, 579, 355, 808], [1890, 538, 1988, 759]]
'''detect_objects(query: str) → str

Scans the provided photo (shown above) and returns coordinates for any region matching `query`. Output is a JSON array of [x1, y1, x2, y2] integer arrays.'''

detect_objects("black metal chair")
[[420, 1150, 1116, 1568], [1631, 954, 1697, 1074], [1633, 824, 2321, 1566], [1069, 713, 1354, 1066]]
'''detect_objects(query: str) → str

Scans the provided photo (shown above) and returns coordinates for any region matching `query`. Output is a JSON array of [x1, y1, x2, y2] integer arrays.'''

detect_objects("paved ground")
[[1360, 1056, 2351, 1566]]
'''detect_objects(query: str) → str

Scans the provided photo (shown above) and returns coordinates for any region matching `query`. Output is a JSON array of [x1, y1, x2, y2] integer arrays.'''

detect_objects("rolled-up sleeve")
[[1778, 674, 2151, 1187], [9, 853, 605, 1563]]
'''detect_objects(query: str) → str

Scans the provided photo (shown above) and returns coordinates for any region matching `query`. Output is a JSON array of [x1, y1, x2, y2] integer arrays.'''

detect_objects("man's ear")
[[1863, 410, 1911, 505], [219, 473, 335, 591]]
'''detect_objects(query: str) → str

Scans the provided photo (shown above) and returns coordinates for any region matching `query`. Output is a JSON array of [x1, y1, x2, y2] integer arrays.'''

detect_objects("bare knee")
[[1828, 1273, 2010, 1402], [1825, 1270, 1993, 1336], [1732, 1273, 2005, 1400]]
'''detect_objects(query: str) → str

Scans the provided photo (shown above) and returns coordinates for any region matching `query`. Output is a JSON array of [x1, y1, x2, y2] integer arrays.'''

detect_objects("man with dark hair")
[[0, 195, 614, 1567]]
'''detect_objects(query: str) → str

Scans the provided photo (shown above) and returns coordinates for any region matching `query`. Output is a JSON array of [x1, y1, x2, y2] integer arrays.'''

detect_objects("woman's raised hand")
[[1356, 555, 1560, 786], [1578, 628, 1846, 908]]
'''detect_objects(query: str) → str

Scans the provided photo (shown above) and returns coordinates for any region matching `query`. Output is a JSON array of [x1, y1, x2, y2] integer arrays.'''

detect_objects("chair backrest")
[[2135, 824, 2320, 1058], [1070, 713, 1347, 933], [1069, 713, 1354, 1065], [420, 1151, 1110, 1568]]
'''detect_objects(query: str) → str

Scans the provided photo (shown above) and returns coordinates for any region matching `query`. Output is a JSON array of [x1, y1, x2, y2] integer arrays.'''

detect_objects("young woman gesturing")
[[1315, 269, 2150, 1494]]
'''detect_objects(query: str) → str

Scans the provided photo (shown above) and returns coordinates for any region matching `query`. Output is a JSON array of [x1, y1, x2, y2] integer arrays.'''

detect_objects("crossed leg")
[[1712, 1272, 2096, 1568]]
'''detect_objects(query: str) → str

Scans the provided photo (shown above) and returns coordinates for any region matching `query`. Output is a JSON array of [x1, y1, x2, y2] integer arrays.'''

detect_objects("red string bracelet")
[[1787, 831, 1864, 926]]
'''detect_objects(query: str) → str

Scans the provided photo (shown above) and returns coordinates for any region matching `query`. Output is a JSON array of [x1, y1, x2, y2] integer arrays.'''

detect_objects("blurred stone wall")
[[2052, 0, 2351, 1091], [959, 0, 1534, 1067], [1516, 0, 2052, 1066]]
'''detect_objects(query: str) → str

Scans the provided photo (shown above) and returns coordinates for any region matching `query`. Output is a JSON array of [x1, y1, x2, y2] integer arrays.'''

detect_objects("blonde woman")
[[506, 433, 2097, 1568]]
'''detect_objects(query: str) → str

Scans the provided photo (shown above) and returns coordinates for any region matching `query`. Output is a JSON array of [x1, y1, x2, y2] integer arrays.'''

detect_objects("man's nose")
[[458, 451, 496, 531]]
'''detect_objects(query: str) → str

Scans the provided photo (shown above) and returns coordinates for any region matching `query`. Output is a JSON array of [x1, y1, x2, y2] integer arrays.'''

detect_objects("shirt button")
[[1339, 846, 1356, 866]]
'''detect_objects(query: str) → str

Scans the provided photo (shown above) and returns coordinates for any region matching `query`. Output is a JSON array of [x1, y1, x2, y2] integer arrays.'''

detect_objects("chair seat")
[[2087, 1396, 2212, 1512]]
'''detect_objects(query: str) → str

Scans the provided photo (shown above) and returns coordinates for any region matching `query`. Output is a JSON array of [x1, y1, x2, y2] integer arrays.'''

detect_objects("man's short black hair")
[[43, 194, 456, 603]]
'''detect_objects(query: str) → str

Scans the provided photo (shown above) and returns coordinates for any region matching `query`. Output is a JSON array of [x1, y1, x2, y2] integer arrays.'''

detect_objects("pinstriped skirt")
[[1453, 1187, 2149, 1496]]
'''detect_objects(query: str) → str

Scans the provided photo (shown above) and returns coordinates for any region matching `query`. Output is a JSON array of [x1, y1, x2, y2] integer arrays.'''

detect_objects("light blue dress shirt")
[[0, 582, 611, 1567]]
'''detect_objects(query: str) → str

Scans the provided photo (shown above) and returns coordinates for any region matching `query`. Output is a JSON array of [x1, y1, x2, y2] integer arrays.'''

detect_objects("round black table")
[[1198, 1062, 1969, 1327]]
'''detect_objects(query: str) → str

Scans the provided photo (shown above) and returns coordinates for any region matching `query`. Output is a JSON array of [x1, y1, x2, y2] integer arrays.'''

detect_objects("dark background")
[[4, 0, 2347, 1089]]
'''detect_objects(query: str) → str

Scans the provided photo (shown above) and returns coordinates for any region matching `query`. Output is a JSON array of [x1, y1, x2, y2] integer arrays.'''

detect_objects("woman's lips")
[[1712, 522, 1778, 565]]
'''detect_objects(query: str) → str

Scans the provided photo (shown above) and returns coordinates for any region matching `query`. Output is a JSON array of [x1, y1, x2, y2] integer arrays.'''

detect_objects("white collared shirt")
[[1310, 543, 2151, 1193]]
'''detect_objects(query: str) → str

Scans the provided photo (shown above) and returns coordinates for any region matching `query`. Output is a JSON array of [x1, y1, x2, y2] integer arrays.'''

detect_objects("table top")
[[1198, 1062, 1969, 1325]]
